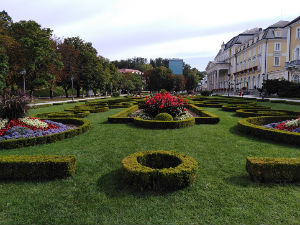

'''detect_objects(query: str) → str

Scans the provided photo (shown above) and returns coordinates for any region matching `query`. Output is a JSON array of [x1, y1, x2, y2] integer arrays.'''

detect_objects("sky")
[[2, 0, 300, 71]]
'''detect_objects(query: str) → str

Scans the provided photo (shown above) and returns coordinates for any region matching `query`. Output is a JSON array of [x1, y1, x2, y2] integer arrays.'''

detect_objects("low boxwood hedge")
[[108, 105, 138, 123], [236, 109, 300, 118], [122, 150, 198, 191], [133, 117, 195, 129], [0, 155, 76, 180], [222, 104, 270, 112], [246, 157, 300, 182], [237, 116, 300, 146], [188, 104, 219, 124], [0, 118, 91, 149]]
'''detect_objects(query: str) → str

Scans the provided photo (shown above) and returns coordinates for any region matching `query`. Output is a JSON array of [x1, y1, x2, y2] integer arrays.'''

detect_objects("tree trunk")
[[76, 87, 80, 98], [49, 88, 53, 99], [64, 88, 69, 98]]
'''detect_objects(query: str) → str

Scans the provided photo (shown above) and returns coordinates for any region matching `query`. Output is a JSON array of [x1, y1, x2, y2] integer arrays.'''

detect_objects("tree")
[[174, 75, 185, 92], [0, 50, 8, 92], [10, 20, 61, 96], [145, 66, 175, 91]]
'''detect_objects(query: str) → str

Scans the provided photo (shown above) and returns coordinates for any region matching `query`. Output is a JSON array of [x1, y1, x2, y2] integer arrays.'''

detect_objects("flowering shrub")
[[0, 117, 68, 141], [142, 92, 188, 117], [264, 117, 300, 133], [0, 90, 31, 119]]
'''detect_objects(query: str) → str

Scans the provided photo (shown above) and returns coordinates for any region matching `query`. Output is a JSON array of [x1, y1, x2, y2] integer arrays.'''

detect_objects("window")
[[257, 75, 260, 88], [258, 56, 261, 67], [275, 31, 281, 37], [274, 43, 281, 51], [294, 48, 300, 60], [274, 56, 280, 66], [294, 74, 299, 83], [252, 56, 256, 66], [296, 28, 300, 39]]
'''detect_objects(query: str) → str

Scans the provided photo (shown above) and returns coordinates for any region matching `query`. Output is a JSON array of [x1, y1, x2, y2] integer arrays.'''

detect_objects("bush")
[[200, 90, 211, 96], [246, 157, 300, 183], [112, 92, 120, 97], [0, 90, 31, 119], [122, 150, 198, 191], [133, 117, 195, 129], [0, 155, 76, 180], [188, 104, 220, 124], [154, 113, 173, 121], [108, 105, 138, 123]]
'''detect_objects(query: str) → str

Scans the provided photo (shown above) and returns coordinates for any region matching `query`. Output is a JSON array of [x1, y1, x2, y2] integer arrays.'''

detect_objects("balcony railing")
[[285, 60, 300, 69]]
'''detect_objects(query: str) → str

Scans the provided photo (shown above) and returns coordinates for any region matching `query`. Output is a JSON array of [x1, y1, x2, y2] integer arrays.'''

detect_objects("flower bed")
[[237, 116, 300, 146], [0, 118, 90, 149], [264, 117, 300, 133], [0, 117, 68, 141]]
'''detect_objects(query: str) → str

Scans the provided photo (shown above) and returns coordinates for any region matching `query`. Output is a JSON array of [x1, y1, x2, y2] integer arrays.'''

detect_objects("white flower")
[[19, 117, 49, 128], [285, 118, 300, 128], [0, 119, 9, 129]]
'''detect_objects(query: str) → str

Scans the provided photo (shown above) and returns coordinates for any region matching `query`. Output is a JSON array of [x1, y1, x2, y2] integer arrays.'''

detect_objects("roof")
[[284, 16, 300, 27], [118, 69, 143, 74], [267, 20, 289, 28]]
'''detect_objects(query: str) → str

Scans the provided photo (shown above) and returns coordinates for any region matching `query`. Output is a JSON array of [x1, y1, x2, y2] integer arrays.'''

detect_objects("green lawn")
[[0, 102, 299, 224]]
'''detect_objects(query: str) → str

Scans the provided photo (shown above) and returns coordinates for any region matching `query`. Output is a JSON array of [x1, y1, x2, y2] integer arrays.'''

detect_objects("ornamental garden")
[[0, 91, 299, 224]]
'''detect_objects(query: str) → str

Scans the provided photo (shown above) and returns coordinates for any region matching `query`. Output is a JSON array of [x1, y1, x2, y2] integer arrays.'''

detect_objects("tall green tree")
[[145, 66, 175, 91], [10, 20, 61, 96]]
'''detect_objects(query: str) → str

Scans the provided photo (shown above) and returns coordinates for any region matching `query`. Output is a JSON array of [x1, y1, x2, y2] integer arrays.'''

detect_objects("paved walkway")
[[28, 96, 110, 106], [222, 94, 300, 103]]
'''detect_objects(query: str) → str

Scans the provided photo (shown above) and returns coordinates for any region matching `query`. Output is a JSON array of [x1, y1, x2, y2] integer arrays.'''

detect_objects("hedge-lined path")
[[0, 102, 299, 225]]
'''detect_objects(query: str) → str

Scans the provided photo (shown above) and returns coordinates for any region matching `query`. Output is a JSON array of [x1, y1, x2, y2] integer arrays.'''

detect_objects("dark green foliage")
[[236, 109, 300, 118], [154, 113, 173, 121], [263, 79, 300, 98], [0, 155, 76, 180], [112, 92, 120, 97], [122, 150, 198, 191], [246, 157, 300, 182], [0, 89, 31, 119], [200, 90, 211, 96], [237, 116, 300, 146], [0, 118, 90, 149], [133, 117, 195, 129]]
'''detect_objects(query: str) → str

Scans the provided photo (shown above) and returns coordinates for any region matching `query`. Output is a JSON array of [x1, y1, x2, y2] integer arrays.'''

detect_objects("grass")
[[0, 101, 299, 224]]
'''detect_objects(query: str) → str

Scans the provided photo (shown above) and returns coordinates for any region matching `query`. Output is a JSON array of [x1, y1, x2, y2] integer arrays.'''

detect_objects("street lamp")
[[71, 75, 74, 101], [21, 69, 26, 93]]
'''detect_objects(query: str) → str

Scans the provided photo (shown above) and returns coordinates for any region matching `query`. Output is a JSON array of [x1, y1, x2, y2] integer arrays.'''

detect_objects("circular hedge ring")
[[122, 150, 198, 191]]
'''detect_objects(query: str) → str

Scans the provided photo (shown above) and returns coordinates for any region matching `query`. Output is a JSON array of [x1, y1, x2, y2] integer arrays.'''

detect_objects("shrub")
[[122, 150, 198, 191], [112, 92, 120, 97], [133, 117, 195, 129], [246, 157, 300, 182], [0, 90, 31, 119], [0, 155, 76, 180], [154, 113, 173, 121], [200, 90, 211, 96]]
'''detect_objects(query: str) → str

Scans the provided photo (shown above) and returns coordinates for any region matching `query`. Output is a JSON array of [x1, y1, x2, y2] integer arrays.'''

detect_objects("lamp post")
[[21, 69, 26, 93], [71, 75, 74, 101]]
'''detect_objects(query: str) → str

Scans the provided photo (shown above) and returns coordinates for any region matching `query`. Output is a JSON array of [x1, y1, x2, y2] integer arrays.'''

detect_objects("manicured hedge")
[[188, 104, 220, 124], [53, 102, 64, 105], [122, 150, 198, 191], [246, 157, 300, 182], [222, 104, 270, 112], [0, 118, 91, 149], [236, 109, 300, 118], [237, 116, 300, 146], [108, 105, 138, 123], [133, 117, 195, 129], [0, 155, 76, 180]]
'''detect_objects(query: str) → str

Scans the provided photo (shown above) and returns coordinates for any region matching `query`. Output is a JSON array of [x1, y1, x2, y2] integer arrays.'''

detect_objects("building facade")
[[205, 18, 300, 92], [168, 59, 183, 75], [285, 16, 300, 83]]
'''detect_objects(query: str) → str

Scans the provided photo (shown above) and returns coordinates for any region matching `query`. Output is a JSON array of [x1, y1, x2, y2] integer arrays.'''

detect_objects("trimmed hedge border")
[[29, 103, 53, 109], [108, 105, 138, 123], [236, 109, 300, 118], [133, 117, 195, 129], [188, 104, 220, 124], [246, 157, 300, 183], [122, 150, 198, 191], [237, 116, 300, 146], [0, 155, 76, 180], [0, 118, 91, 149]]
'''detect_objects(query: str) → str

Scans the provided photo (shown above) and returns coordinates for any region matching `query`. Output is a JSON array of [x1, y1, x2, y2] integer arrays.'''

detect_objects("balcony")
[[285, 60, 300, 70]]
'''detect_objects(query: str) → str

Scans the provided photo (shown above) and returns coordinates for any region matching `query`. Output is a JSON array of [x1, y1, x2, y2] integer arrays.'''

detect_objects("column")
[[216, 70, 219, 89]]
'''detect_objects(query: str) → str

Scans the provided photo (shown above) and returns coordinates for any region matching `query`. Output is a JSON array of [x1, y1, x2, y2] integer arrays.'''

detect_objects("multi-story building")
[[284, 16, 300, 83], [206, 19, 293, 92]]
